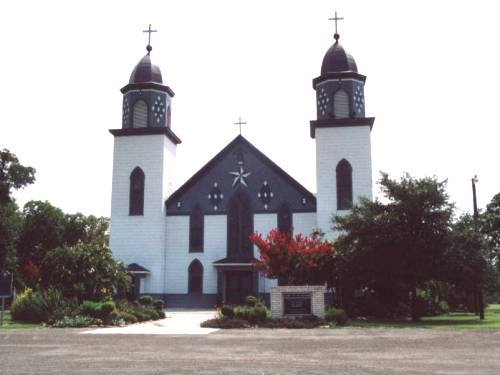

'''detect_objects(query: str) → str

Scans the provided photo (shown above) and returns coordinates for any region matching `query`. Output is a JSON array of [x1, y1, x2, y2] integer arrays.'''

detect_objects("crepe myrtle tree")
[[250, 229, 335, 286]]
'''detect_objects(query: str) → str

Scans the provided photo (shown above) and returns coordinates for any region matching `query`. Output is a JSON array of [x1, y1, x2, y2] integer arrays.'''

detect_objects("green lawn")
[[349, 304, 500, 329], [0, 311, 42, 329]]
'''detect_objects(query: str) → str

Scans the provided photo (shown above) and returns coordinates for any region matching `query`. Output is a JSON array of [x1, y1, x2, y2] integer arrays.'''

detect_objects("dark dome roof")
[[129, 54, 163, 84], [321, 41, 358, 75]]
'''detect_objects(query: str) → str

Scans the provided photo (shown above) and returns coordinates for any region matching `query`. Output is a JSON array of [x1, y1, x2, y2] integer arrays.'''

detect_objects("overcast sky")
[[2, 0, 499, 218]]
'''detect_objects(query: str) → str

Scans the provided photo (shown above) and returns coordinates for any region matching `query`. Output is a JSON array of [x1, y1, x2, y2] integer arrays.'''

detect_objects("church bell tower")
[[109, 26, 181, 294], [311, 14, 375, 239]]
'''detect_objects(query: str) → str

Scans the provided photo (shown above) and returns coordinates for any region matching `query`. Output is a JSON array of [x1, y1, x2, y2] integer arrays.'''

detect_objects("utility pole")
[[472, 175, 485, 320]]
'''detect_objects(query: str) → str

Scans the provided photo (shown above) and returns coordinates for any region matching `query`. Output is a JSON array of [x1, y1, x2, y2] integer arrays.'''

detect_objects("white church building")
[[109, 25, 374, 307]]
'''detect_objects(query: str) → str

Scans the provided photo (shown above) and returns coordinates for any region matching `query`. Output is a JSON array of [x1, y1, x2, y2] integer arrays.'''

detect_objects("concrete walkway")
[[81, 309, 218, 335]]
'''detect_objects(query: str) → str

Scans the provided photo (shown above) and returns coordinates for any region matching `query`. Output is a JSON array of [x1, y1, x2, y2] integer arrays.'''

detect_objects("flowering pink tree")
[[250, 229, 335, 286]]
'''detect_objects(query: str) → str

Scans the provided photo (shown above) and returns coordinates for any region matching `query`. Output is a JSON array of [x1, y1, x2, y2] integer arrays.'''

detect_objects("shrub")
[[157, 310, 166, 319], [325, 307, 349, 326], [234, 304, 267, 324], [79, 300, 102, 318], [53, 315, 98, 328], [220, 305, 235, 319], [245, 295, 258, 307], [153, 299, 164, 311], [120, 312, 138, 324], [10, 288, 65, 323], [138, 295, 153, 306], [200, 318, 249, 329], [100, 301, 116, 319], [107, 310, 120, 323]]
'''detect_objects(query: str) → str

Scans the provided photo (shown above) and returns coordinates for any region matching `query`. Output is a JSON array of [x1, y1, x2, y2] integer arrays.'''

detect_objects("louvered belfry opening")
[[132, 100, 148, 128], [333, 89, 349, 118], [129, 167, 145, 215], [336, 159, 353, 210], [188, 259, 203, 294], [227, 189, 253, 260]]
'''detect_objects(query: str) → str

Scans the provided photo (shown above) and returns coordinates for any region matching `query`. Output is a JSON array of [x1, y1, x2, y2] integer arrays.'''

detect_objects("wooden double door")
[[225, 271, 254, 305]]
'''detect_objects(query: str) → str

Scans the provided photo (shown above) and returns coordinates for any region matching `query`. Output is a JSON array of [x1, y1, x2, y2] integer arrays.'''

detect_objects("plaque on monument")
[[283, 293, 312, 315], [0, 271, 13, 298]]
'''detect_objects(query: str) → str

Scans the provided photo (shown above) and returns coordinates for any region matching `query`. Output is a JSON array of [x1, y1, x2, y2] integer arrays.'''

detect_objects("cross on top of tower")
[[143, 24, 157, 54], [233, 117, 247, 135], [328, 11, 344, 42]]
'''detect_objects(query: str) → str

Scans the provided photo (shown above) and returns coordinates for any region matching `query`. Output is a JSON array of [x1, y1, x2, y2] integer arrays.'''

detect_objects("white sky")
[[2, 0, 499, 218]]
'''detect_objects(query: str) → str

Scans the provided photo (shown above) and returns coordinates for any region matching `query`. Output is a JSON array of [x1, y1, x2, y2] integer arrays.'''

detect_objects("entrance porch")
[[213, 260, 259, 305]]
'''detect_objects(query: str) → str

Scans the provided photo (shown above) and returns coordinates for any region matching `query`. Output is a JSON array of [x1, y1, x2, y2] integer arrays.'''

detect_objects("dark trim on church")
[[165, 207, 316, 216], [121, 82, 175, 97], [109, 127, 182, 144], [165, 135, 316, 214], [312, 72, 367, 88], [310, 117, 375, 138]]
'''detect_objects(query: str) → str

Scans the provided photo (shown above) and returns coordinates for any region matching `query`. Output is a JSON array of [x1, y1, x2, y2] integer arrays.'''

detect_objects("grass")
[[348, 304, 500, 329], [0, 311, 42, 329]]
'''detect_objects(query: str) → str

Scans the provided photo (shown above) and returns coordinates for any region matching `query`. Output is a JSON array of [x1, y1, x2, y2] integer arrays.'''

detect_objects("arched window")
[[188, 259, 203, 294], [278, 202, 293, 235], [333, 90, 349, 119], [189, 205, 204, 252], [227, 190, 253, 259], [336, 159, 353, 210], [129, 167, 145, 215], [132, 100, 148, 128]]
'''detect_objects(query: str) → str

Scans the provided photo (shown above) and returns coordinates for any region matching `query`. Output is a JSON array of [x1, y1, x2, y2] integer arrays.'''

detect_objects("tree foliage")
[[250, 229, 334, 286], [40, 242, 130, 301], [0, 149, 36, 205], [0, 149, 35, 272], [333, 172, 454, 317]]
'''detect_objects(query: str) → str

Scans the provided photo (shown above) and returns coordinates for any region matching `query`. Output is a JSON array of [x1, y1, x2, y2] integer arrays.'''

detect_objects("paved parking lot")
[[1, 326, 500, 374]]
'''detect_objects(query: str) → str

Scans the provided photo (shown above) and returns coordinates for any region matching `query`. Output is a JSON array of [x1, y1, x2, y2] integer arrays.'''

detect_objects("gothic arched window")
[[132, 100, 148, 128], [129, 167, 145, 215], [188, 259, 203, 294], [336, 159, 353, 210], [333, 89, 349, 119], [189, 205, 204, 252], [278, 202, 293, 235], [227, 190, 253, 259]]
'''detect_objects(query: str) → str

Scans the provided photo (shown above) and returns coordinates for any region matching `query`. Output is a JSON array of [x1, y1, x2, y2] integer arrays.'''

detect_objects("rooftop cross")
[[328, 11, 344, 41], [233, 117, 247, 135], [143, 24, 158, 54]]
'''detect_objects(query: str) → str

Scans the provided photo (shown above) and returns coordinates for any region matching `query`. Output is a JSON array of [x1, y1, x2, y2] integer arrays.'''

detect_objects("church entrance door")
[[225, 271, 253, 305]]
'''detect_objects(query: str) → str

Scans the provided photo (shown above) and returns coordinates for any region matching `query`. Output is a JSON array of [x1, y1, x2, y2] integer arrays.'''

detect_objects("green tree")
[[0, 149, 35, 272], [444, 214, 499, 313], [40, 242, 131, 301], [0, 149, 36, 205], [333, 172, 454, 319], [0, 203, 22, 271], [63, 213, 109, 246], [17, 200, 67, 268]]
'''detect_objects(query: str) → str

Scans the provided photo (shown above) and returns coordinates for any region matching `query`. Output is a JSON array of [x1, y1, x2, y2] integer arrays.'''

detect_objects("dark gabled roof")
[[165, 135, 316, 209], [127, 263, 150, 274]]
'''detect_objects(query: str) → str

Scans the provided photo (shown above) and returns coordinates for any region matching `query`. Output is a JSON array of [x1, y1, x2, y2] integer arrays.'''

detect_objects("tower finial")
[[142, 24, 157, 55], [328, 11, 344, 42]]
